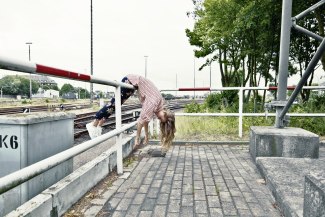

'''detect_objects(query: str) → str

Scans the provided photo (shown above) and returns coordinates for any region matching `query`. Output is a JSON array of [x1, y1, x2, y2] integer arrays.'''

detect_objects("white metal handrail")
[[0, 55, 136, 194], [0, 121, 136, 195], [162, 86, 325, 137]]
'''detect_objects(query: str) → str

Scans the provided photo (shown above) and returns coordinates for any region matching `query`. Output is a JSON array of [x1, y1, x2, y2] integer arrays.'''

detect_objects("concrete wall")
[[0, 112, 74, 216], [5, 134, 137, 217]]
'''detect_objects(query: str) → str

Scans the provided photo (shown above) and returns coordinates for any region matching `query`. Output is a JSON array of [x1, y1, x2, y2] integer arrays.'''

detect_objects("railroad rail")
[[73, 100, 197, 138], [0, 103, 91, 115]]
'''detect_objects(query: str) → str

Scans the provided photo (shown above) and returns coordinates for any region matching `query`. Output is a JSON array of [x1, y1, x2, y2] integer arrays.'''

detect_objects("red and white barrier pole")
[[0, 55, 133, 89]]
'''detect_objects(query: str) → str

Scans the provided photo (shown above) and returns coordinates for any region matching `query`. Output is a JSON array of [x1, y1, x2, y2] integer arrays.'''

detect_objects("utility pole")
[[176, 73, 178, 96], [275, 0, 292, 128], [26, 42, 32, 100], [144, 56, 148, 78], [90, 0, 94, 103]]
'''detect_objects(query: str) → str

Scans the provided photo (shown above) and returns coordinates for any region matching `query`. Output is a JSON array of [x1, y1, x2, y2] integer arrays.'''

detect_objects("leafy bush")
[[179, 92, 325, 140], [185, 101, 203, 113]]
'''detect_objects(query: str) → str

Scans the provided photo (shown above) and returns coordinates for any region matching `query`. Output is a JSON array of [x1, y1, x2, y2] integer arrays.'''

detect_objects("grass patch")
[[175, 116, 243, 141], [175, 116, 275, 141]]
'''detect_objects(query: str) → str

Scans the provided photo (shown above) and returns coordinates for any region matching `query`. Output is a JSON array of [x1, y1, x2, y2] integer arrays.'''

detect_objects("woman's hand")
[[144, 136, 149, 145], [134, 136, 140, 149]]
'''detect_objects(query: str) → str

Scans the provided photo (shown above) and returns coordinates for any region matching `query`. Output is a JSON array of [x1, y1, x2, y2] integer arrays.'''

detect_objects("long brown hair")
[[160, 109, 176, 152]]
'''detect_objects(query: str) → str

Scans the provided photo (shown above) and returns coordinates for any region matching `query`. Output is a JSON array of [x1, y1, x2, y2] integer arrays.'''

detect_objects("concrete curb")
[[5, 133, 137, 217], [149, 140, 249, 145], [256, 157, 293, 217], [83, 160, 139, 217]]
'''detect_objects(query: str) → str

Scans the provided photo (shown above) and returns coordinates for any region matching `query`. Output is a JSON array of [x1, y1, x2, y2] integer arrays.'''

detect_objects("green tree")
[[186, 0, 282, 103], [74, 87, 90, 99], [290, 0, 325, 102], [186, 0, 324, 105], [59, 83, 75, 96], [42, 84, 59, 91], [0, 75, 39, 97]]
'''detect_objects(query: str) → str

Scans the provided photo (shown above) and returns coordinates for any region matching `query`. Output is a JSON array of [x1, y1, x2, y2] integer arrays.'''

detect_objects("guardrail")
[[161, 86, 325, 138], [0, 122, 136, 195], [0, 55, 136, 197]]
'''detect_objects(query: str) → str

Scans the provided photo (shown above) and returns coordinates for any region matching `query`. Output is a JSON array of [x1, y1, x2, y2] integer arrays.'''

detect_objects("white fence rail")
[[0, 55, 136, 195], [162, 86, 325, 138]]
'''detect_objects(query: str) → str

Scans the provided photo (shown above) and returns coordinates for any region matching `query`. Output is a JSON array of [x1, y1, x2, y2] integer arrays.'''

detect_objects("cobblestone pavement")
[[99, 144, 281, 217]]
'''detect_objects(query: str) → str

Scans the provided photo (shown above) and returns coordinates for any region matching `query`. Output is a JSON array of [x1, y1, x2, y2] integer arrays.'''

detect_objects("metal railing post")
[[280, 38, 325, 120], [149, 120, 154, 136], [238, 87, 243, 138], [275, 0, 293, 128], [115, 86, 123, 174], [156, 119, 160, 137]]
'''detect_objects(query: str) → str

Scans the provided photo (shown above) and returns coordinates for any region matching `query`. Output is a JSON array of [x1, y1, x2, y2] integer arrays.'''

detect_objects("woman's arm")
[[134, 121, 149, 148]]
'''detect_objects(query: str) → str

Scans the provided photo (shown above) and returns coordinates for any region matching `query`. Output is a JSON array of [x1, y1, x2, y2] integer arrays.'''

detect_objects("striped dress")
[[127, 74, 165, 125]]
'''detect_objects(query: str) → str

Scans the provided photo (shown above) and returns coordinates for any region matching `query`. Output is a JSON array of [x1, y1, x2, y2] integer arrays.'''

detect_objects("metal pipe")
[[175, 113, 325, 117], [160, 86, 325, 92], [144, 56, 148, 78], [0, 55, 135, 90], [279, 38, 325, 120], [275, 0, 293, 128], [0, 121, 137, 195], [90, 0, 93, 103], [115, 86, 123, 174], [292, 23, 323, 42], [295, 0, 325, 21], [238, 87, 243, 138]]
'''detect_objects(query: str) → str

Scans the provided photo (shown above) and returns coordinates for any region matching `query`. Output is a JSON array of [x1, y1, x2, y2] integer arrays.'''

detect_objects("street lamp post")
[[193, 57, 196, 99], [176, 73, 177, 96], [144, 56, 148, 78], [26, 42, 32, 100]]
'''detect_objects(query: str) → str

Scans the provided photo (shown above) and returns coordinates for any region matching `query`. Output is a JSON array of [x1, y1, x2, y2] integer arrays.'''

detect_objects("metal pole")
[[239, 87, 243, 138], [295, 0, 325, 21], [275, 0, 293, 128], [194, 58, 196, 99], [176, 73, 177, 96], [280, 38, 325, 120], [210, 62, 212, 89], [26, 42, 32, 100], [115, 86, 123, 174], [90, 0, 93, 104], [144, 56, 148, 78]]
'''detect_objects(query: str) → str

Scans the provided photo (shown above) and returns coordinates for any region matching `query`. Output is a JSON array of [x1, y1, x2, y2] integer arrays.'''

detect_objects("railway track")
[[0, 99, 200, 138], [74, 100, 194, 138], [0, 103, 91, 115]]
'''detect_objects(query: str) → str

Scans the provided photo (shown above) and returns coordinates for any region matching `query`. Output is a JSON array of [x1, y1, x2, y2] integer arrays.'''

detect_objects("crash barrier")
[[0, 55, 135, 215]]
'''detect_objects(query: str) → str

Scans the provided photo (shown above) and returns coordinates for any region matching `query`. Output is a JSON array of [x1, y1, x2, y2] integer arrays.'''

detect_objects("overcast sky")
[[1, 0, 324, 96], [0, 0, 219, 95]]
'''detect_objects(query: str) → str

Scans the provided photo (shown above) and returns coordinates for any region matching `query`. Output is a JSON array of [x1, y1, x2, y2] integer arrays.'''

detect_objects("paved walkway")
[[99, 144, 281, 217]]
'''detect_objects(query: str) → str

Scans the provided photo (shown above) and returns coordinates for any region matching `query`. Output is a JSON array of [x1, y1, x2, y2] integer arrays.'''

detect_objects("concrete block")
[[3, 133, 137, 216], [42, 151, 110, 216], [108, 136, 135, 171], [250, 126, 319, 162], [5, 193, 53, 217], [304, 172, 325, 217]]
